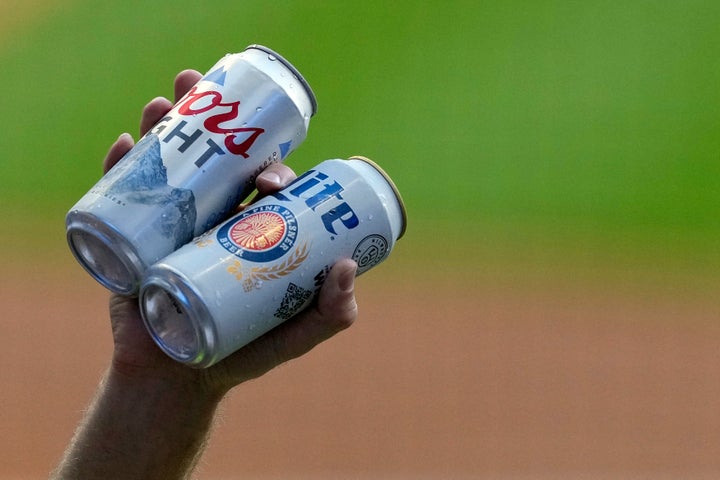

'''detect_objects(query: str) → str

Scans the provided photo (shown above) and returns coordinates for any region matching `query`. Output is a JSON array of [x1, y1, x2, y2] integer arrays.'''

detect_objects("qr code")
[[274, 283, 313, 320]]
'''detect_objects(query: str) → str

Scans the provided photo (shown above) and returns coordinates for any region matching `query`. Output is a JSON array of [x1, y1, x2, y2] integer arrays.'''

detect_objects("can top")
[[349, 156, 407, 240], [245, 44, 318, 117]]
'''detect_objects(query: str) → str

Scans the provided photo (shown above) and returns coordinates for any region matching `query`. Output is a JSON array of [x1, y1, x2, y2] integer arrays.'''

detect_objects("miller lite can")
[[138, 156, 407, 368], [66, 45, 317, 295]]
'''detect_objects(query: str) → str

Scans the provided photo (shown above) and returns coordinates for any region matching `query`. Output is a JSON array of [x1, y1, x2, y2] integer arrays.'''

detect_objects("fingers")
[[140, 70, 201, 137], [211, 258, 358, 389], [236, 163, 297, 212], [106, 69, 203, 173], [313, 258, 359, 328], [104, 94, 171, 173], [174, 69, 202, 103], [255, 163, 297, 195], [139, 97, 173, 136], [103, 133, 135, 174]]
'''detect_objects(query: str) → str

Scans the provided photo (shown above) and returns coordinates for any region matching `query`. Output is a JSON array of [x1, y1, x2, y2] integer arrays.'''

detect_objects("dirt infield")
[[2, 254, 720, 479]]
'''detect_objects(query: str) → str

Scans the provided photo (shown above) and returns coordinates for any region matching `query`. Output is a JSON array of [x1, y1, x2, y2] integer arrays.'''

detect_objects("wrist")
[[108, 355, 227, 409], [52, 364, 225, 480], [93, 364, 224, 478]]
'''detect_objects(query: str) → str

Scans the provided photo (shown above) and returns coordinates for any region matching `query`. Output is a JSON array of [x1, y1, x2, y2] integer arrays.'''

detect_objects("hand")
[[105, 70, 358, 397], [53, 68, 358, 480]]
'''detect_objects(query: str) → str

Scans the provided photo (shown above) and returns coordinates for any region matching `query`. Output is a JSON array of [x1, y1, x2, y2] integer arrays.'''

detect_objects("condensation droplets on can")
[[139, 156, 407, 368], [65, 45, 317, 295]]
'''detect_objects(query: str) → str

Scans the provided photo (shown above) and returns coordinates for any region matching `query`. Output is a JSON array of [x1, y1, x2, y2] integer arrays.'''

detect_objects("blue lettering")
[[289, 170, 327, 198], [163, 120, 203, 152], [304, 181, 344, 211], [194, 138, 225, 167], [321, 202, 359, 235]]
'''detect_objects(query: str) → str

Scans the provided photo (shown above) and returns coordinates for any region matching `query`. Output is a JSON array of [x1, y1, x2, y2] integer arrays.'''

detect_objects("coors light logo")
[[149, 65, 266, 168]]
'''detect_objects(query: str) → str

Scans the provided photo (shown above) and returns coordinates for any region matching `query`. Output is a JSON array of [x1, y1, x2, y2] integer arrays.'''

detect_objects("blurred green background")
[[1, 0, 719, 285]]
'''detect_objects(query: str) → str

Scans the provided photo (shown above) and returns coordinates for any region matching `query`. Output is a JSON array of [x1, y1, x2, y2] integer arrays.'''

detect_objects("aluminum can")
[[138, 156, 407, 368], [66, 45, 317, 295]]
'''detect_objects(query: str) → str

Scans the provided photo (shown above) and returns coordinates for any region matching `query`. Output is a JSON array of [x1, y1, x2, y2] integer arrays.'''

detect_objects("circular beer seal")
[[352, 234, 389, 274], [217, 205, 297, 262]]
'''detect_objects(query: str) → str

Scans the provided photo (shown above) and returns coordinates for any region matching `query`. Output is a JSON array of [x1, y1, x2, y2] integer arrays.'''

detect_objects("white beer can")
[[66, 45, 316, 295], [139, 156, 406, 368]]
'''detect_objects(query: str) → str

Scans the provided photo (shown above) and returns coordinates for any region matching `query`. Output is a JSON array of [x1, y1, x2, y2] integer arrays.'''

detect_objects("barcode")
[[274, 282, 313, 320]]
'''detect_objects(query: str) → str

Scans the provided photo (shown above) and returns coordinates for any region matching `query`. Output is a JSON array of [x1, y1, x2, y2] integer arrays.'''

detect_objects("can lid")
[[348, 156, 407, 240], [245, 44, 318, 117]]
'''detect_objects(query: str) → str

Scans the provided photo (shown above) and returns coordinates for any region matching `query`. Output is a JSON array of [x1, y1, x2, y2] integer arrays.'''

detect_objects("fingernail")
[[118, 132, 133, 143], [338, 263, 357, 293], [259, 171, 281, 185]]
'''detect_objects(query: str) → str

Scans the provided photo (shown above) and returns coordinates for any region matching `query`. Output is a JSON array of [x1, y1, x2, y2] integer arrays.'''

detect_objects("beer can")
[[66, 45, 317, 295], [138, 156, 407, 368]]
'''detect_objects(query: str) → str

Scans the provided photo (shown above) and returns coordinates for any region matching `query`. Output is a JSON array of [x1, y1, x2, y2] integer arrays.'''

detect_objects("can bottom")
[[141, 284, 201, 363], [139, 268, 216, 368], [66, 211, 145, 296]]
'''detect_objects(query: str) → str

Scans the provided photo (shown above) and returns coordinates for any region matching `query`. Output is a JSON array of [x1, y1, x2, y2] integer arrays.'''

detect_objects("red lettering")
[[224, 128, 265, 158], [174, 86, 265, 158], [176, 86, 222, 116], [202, 100, 240, 132]]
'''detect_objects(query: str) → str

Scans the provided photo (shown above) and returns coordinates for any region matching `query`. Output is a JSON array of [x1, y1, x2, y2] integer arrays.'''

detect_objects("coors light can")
[[66, 45, 317, 295], [138, 156, 407, 368]]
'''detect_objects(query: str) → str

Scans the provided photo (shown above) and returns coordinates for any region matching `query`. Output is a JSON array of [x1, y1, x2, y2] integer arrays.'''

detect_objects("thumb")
[[210, 258, 359, 389]]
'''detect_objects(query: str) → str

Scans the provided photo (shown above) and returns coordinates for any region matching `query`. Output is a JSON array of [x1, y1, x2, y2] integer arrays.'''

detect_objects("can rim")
[[139, 266, 218, 368], [66, 210, 145, 295], [245, 44, 318, 117], [348, 156, 407, 240]]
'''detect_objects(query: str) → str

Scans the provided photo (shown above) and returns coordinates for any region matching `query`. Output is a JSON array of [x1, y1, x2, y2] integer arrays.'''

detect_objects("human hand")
[[104, 69, 358, 397], [53, 68, 357, 480]]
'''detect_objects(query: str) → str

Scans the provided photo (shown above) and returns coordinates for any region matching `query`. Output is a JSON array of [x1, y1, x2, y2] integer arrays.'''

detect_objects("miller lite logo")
[[272, 169, 360, 237]]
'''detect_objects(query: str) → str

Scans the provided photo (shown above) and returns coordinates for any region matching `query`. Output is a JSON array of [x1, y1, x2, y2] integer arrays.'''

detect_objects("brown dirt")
[[1, 254, 720, 479]]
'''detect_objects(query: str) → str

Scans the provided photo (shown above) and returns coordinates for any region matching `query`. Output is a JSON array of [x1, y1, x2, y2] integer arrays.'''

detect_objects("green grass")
[[1, 0, 719, 278]]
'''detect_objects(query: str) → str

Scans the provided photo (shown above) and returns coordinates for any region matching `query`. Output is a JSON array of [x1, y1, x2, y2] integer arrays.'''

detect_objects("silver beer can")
[[66, 45, 317, 295], [138, 156, 407, 368]]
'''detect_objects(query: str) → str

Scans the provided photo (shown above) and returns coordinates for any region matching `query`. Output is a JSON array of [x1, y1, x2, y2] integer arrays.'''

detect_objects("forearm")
[[51, 365, 223, 480]]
